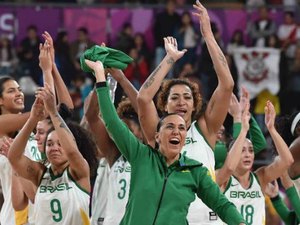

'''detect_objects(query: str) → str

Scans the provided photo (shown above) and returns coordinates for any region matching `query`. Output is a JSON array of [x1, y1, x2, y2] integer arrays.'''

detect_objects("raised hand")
[[35, 84, 56, 115], [85, 59, 104, 74], [264, 100, 276, 131], [164, 36, 187, 61], [39, 42, 52, 72], [42, 31, 55, 64], [30, 97, 47, 122], [264, 180, 279, 198], [192, 0, 213, 39], [241, 102, 250, 132], [239, 87, 250, 113], [228, 94, 242, 120]]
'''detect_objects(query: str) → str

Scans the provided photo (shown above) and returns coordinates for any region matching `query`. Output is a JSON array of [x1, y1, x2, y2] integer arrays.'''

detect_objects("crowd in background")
[[0, 0, 300, 225]]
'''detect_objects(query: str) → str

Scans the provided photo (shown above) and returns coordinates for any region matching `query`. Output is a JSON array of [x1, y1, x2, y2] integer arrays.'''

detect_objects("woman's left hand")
[[264, 100, 276, 131]]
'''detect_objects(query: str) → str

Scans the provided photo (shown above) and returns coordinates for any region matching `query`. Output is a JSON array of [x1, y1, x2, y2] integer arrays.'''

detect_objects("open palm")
[[164, 37, 187, 61]]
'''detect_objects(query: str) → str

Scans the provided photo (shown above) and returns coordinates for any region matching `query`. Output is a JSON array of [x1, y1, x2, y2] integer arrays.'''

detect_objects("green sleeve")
[[195, 167, 245, 225], [232, 116, 266, 154], [96, 83, 146, 165], [232, 122, 241, 139], [271, 195, 295, 225], [248, 116, 267, 154], [214, 141, 227, 170], [286, 186, 300, 223]]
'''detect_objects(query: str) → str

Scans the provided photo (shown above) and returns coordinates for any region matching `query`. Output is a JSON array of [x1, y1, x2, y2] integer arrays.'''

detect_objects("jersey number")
[[117, 179, 127, 199], [50, 199, 63, 222], [241, 204, 254, 225]]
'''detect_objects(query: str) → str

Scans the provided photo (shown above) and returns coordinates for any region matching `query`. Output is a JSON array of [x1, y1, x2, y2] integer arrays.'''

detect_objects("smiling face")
[[45, 130, 68, 167], [236, 139, 254, 173], [165, 84, 195, 127], [0, 79, 24, 114], [156, 114, 187, 162]]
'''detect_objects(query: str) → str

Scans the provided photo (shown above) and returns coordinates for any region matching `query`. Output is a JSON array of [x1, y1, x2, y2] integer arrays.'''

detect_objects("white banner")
[[233, 47, 280, 99]]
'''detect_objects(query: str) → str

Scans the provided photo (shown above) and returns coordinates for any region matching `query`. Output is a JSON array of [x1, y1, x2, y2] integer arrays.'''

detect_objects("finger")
[[174, 38, 178, 47]]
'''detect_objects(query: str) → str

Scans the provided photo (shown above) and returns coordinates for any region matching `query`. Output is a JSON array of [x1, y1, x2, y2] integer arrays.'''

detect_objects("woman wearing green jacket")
[[84, 59, 245, 225]]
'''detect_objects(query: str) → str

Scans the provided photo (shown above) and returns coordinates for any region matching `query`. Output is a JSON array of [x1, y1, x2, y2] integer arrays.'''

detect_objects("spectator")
[[114, 23, 135, 55], [54, 30, 76, 87], [174, 11, 199, 74], [0, 35, 17, 76], [70, 27, 95, 72], [247, 6, 277, 47], [153, 0, 181, 69], [226, 29, 245, 56], [124, 48, 149, 89], [17, 25, 42, 85], [277, 11, 299, 60]]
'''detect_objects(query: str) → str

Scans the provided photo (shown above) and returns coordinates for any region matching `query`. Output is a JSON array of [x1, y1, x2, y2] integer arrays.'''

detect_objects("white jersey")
[[0, 133, 40, 225], [91, 158, 110, 225], [183, 121, 221, 225], [34, 167, 90, 225], [224, 173, 265, 225], [103, 155, 131, 225]]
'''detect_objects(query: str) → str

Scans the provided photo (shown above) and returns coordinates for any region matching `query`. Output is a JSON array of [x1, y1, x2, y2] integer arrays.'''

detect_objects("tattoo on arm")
[[143, 65, 161, 89], [55, 113, 72, 135], [166, 57, 175, 65], [218, 52, 227, 67]]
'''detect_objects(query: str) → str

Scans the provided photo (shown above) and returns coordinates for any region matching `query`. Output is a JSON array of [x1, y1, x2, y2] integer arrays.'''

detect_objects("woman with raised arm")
[[84, 67, 143, 225], [217, 101, 294, 225], [85, 59, 245, 225], [137, 1, 233, 224], [8, 83, 92, 225]]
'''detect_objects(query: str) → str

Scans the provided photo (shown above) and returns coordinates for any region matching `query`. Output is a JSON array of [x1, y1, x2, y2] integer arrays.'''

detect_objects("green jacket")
[[96, 83, 245, 225]]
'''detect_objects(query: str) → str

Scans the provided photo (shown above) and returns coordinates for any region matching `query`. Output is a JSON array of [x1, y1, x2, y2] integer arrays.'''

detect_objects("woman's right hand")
[[164, 36, 187, 61]]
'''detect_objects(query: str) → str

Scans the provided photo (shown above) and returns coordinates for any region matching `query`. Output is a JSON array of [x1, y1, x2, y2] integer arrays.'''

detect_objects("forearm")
[[204, 37, 233, 90], [8, 118, 36, 164], [52, 64, 74, 109], [0, 112, 30, 136], [42, 69, 55, 95], [218, 130, 247, 185], [118, 75, 138, 113], [269, 128, 294, 167], [286, 186, 300, 221], [49, 112, 77, 156], [271, 195, 294, 224], [138, 54, 175, 101], [96, 83, 139, 162]]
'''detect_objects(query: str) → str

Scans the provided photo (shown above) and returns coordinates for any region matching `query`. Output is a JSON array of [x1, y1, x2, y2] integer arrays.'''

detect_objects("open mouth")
[[169, 138, 180, 145], [176, 109, 187, 117]]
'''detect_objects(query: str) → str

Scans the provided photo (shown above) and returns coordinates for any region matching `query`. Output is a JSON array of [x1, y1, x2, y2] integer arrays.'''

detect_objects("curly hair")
[[156, 78, 202, 121], [117, 98, 139, 125]]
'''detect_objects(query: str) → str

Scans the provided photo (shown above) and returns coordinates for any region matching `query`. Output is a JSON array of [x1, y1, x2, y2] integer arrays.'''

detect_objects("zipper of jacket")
[[152, 170, 174, 225]]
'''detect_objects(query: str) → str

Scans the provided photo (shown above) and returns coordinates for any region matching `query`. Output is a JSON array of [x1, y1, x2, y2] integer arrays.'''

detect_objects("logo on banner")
[[242, 51, 269, 84]]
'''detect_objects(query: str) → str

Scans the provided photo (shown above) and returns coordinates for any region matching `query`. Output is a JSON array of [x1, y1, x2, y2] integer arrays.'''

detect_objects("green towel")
[[80, 45, 133, 73]]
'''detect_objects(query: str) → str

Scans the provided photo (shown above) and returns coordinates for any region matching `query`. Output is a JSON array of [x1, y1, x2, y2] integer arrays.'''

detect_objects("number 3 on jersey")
[[241, 204, 254, 225], [118, 179, 127, 199], [50, 199, 63, 222]]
